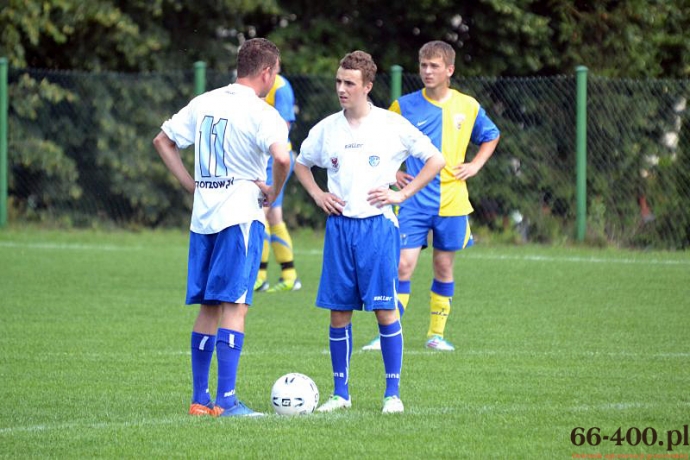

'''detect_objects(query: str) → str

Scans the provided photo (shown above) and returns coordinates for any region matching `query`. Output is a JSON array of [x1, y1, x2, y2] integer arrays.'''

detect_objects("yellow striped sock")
[[270, 222, 297, 282], [428, 291, 452, 338]]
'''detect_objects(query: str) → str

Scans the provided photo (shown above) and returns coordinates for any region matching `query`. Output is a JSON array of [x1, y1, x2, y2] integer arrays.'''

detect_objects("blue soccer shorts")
[[186, 221, 264, 306], [265, 151, 296, 208], [398, 207, 474, 251], [316, 214, 400, 311]]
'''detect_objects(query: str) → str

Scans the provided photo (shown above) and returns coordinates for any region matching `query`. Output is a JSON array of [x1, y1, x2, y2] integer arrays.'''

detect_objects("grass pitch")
[[0, 227, 688, 458]]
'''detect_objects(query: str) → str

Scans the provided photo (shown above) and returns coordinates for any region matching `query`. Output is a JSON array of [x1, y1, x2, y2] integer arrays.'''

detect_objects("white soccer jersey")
[[162, 84, 288, 234], [298, 105, 440, 219]]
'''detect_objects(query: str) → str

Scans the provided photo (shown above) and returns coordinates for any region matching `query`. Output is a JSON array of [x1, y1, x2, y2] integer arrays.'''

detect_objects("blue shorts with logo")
[[316, 214, 400, 311], [265, 151, 296, 208], [186, 221, 264, 306], [398, 207, 474, 251]]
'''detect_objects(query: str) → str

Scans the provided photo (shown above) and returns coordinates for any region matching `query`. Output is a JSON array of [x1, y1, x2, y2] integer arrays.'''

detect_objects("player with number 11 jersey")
[[162, 84, 288, 234]]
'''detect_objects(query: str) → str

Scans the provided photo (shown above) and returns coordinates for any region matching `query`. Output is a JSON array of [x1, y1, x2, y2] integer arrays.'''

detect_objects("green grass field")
[[1, 227, 689, 459]]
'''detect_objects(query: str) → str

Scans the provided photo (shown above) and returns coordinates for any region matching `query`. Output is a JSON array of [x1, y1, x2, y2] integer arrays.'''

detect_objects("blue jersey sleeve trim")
[[470, 107, 500, 144]]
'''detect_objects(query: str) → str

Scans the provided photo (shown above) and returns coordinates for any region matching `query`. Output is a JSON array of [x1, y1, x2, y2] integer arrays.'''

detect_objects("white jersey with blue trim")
[[161, 83, 288, 234], [298, 105, 440, 219]]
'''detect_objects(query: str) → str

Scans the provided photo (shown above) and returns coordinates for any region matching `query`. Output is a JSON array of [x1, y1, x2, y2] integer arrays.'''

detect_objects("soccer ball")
[[271, 373, 319, 415]]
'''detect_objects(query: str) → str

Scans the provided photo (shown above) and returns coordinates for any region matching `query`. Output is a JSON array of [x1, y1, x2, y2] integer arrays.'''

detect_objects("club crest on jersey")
[[453, 113, 466, 130], [330, 157, 340, 171], [368, 155, 380, 167]]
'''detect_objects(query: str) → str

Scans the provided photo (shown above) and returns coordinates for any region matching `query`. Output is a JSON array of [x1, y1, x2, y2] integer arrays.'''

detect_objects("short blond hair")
[[339, 50, 377, 84], [419, 41, 455, 67]]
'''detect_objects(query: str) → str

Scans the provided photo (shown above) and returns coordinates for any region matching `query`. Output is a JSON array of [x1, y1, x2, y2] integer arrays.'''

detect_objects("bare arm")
[[368, 152, 446, 207], [294, 162, 345, 215], [255, 142, 291, 206], [153, 131, 195, 193], [454, 136, 500, 181]]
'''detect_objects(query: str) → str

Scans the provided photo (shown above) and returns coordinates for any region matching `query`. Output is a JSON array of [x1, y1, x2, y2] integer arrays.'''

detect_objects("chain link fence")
[[5, 66, 689, 248]]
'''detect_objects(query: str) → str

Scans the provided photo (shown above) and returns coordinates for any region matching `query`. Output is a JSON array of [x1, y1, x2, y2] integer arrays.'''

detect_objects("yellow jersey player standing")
[[363, 40, 500, 352], [254, 73, 302, 293]]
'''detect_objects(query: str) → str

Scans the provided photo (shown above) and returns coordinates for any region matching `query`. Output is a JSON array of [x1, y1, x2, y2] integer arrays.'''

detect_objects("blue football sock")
[[431, 279, 454, 297], [215, 328, 244, 409], [379, 320, 403, 398], [329, 325, 351, 400], [190, 332, 216, 405], [346, 323, 353, 362]]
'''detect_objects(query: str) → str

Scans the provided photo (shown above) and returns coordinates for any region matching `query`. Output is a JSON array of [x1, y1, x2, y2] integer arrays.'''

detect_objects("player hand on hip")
[[367, 186, 405, 208], [315, 191, 346, 215], [453, 162, 481, 181], [254, 180, 278, 207], [395, 170, 414, 189]]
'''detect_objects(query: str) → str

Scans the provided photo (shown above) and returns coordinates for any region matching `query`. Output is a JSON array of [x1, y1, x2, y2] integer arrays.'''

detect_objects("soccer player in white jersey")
[[295, 50, 446, 414], [153, 38, 291, 417]]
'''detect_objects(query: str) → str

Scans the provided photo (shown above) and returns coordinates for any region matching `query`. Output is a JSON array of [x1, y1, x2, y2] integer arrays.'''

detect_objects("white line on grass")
[[31, 349, 690, 360], [460, 252, 690, 266], [460, 349, 690, 359], [266, 349, 690, 359], [1, 241, 687, 266], [297, 249, 690, 265], [0, 241, 142, 251], [0, 416, 190, 436], [3, 401, 689, 436]]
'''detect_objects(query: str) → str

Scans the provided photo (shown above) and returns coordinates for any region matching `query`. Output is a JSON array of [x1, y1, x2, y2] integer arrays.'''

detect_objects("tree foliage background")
[[1, 0, 689, 246], [3, 0, 688, 79]]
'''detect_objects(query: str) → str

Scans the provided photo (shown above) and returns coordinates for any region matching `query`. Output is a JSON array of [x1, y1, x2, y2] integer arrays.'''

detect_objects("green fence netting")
[[5, 66, 689, 248]]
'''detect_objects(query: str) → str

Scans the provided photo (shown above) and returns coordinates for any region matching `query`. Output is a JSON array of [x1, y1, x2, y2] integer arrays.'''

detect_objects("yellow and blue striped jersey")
[[265, 75, 296, 150], [265, 75, 295, 123], [390, 88, 499, 216]]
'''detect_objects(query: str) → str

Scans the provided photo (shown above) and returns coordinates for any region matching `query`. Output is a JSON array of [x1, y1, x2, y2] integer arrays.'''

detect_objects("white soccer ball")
[[271, 373, 319, 415]]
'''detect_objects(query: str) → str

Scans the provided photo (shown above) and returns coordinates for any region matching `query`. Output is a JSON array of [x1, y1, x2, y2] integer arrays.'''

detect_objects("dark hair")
[[237, 38, 280, 78], [339, 50, 377, 84], [419, 40, 456, 67]]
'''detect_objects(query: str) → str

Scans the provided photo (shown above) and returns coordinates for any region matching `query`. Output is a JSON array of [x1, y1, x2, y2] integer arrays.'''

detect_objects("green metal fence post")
[[390, 65, 402, 105], [194, 61, 206, 96], [576, 66, 588, 242], [0, 57, 8, 228]]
